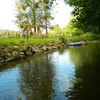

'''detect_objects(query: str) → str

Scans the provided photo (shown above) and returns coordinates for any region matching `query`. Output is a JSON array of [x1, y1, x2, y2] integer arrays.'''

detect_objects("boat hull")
[[68, 42, 84, 46]]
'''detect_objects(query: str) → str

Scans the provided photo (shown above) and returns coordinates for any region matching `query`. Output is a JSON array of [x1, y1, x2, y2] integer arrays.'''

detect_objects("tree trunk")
[[33, 0, 36, 33], [44, 7, 48, 36], [45, 20, 48, 35]]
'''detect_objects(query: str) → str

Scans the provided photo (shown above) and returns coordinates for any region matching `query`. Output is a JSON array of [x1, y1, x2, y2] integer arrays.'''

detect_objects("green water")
[[0, 43, 100, 100]]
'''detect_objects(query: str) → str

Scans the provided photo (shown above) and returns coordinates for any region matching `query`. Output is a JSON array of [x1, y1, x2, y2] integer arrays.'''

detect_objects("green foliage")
[[16, 0, 55, 35], [81, 32, 94, 41], [65, 0, 100, 33], [62, 21, 84, 36], [65, 32, 100, 42], [72, 28, 84, 36], [59, 35, 67, 43], [49, 25, 62, 35], [62, 22, 73, 35], [67, 36, 82, 42], [0, 30, 18, 38], [53, 25, 62, 34]]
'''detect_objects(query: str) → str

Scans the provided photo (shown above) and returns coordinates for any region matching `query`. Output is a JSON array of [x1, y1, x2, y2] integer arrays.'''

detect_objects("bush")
[[66, 31, 100, 42], [59, 36, 67, 43], [81, 32, 94, 41], [72, 28, 84, 36], [67, 36, 82, 42]]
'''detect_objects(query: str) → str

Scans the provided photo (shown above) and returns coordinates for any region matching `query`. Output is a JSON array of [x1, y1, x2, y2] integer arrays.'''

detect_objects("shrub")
[[59, 36, 67, 43]]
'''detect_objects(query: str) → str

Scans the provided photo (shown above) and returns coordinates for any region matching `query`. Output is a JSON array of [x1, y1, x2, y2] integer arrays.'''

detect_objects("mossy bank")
[[0, 41, 66, 64]]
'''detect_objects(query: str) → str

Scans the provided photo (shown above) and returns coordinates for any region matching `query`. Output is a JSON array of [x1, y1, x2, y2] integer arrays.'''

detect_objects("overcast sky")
[[0, 0, 73, 31]]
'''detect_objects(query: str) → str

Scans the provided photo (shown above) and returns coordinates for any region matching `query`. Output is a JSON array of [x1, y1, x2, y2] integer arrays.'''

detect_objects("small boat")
[[68, 41, 85, 46]]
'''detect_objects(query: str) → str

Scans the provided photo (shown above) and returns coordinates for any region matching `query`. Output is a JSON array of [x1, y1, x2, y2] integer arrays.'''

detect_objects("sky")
[[52, 0, 73, 28], [0, 0, 73, 31]]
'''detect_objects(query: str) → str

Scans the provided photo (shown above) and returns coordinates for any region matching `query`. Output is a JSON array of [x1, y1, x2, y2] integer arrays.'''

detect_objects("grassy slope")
[[0, 37, 60, 46]]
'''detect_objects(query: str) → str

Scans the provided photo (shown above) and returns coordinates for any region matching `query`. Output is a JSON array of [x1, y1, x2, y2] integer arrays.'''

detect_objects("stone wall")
[[0, 42, 66, 64]]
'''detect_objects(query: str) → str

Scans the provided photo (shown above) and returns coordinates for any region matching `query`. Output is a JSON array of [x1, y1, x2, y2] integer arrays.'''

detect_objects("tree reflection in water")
[[65, 44, 100, 100], [18, 52, 55, 100], [1, 45, 100, 100]]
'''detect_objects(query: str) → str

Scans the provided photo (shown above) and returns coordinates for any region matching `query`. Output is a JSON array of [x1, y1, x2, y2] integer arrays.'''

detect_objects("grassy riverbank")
[[0, 38, 65, 64], [0, 37, 60, 46], [0, 35, 100, 47]]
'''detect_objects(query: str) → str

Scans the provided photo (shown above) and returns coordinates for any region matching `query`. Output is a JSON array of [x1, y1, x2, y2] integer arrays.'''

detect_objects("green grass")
[[0, 37, 60, 46]]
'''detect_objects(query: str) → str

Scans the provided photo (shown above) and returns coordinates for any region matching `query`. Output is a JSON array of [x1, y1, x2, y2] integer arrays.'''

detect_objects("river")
[[0, 43, 100, 100]]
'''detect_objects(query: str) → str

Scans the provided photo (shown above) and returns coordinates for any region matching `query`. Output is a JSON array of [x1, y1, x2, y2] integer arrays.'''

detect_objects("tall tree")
[[37, 0, 54, 35], [16, 0, 37, 33], [16, 0, 33, 43], [16, 0, 55, 35]]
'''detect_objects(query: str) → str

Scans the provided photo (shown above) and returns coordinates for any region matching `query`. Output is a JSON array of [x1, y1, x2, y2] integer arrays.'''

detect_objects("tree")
[[16, 0, 37, 33], [16, 0, 56, 36], [62, 21, 84, 36], [65, 0, 100, 33], [51, 24, 62, 34], [39, 0, 55, 35]]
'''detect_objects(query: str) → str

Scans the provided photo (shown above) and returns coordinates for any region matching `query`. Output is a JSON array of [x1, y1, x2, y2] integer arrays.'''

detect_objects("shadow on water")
[[65, 43, 100, 100], [0, 44, 100, 100]]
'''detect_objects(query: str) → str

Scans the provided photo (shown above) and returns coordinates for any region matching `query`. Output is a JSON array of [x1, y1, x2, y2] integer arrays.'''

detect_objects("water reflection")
[[0, 49, 75, 100], [18, 53, 55, 100], [0, 44, 100, 100], [66, 44, 100, 100], [18, 50, 75, 100]]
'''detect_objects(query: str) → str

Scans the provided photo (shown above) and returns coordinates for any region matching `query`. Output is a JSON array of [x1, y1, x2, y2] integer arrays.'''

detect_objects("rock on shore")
[[0, 42, 66, 64]]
